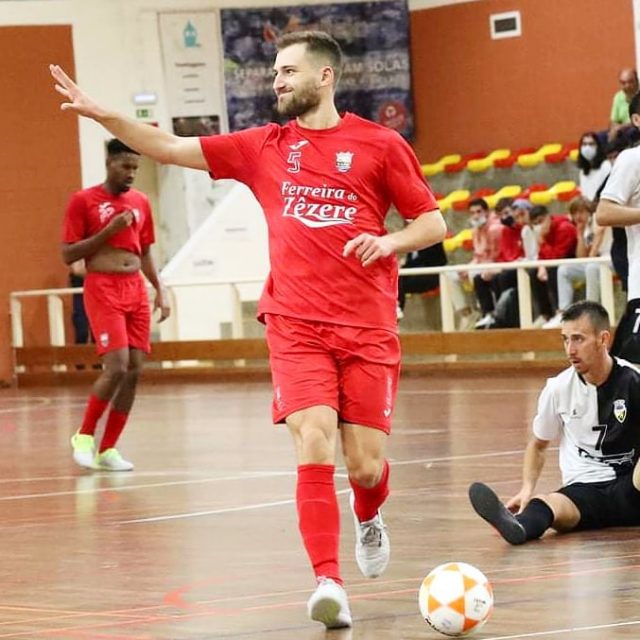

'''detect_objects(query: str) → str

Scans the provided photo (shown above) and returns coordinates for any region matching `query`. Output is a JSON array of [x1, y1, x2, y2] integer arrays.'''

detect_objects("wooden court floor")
[[1, 374, 639, 639]]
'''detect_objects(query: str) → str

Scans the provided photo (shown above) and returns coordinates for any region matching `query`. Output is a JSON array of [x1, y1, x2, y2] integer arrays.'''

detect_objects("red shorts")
[[264, 314, 401, 433], [83, 272, 151, 356]]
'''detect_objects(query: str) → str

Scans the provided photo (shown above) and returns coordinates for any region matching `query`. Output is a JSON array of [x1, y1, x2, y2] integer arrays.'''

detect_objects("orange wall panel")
[[0, 26, 80, 384], [410, 0, 635, 161]]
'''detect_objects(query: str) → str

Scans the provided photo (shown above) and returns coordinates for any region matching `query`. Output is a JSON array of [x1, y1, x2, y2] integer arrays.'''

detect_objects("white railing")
[[8, 256, 616, 349]]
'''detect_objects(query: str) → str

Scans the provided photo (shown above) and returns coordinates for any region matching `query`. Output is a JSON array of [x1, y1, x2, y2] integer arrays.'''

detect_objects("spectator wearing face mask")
[[449, 198, 501, 329], [529, 205, 577, 326], [577, 132, 611, 200], [474, 197, 516, 328]]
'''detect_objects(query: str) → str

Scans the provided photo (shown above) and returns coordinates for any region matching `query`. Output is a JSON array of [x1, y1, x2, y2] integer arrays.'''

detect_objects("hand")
[[537, 266, 548, 282], [106, 211, 134, 234], [343, 233, 396, 267], [506, 489, 533, 514], [154, 289, 171, 323], [49, 64, 107, 120]]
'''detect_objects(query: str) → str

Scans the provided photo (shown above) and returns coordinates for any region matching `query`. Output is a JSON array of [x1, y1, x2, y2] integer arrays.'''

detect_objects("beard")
[[276, 82, 321, 118]]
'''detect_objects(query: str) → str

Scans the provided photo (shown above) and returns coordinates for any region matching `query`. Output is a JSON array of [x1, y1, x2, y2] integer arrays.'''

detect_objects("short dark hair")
[[106, 138, 139, 157], [276, 31, 343, 83], [529, 205, 549, 224], [561, 300, 610, 332], [629, 91, 640, 119], [495, 197, 513, 213], [468, 198, 489, 211]]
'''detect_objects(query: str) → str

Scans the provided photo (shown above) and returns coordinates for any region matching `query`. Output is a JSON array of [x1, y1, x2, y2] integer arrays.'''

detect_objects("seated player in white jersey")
[[468, 300, 640, 545]]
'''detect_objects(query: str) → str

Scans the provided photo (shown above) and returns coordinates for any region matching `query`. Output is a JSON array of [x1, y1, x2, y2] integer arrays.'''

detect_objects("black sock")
[[515, 498, 554, 541]]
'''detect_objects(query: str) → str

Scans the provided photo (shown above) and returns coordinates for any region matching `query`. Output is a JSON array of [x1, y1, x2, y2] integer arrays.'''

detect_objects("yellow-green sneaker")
[[70, 432, 96, 469], [94, 448, 134, 472]]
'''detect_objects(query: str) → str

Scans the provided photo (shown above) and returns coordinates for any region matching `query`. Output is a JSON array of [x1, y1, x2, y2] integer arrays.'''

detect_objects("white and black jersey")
[[533, 357, 640, 485]]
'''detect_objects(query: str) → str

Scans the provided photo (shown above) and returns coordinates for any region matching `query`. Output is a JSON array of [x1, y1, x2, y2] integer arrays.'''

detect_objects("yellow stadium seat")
[[423, 162, 444, 177], [487, 148, 511, 161], [530, 190, 555, 205], [467, 157, 492, 173], [437, 188, 470, 213], [549, 180, 577, 195], [443, 228, 472, 253], [517, 152, 543, 168], [569, 148, 579, 162], [537, 143, 563, 156], [494, 185, 522, 199], [422, 153, 462, 177], [467, 148, 510, 173]]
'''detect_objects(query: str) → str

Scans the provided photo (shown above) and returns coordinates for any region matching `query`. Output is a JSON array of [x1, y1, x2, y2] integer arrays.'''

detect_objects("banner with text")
[[220, 1, 413, 138]]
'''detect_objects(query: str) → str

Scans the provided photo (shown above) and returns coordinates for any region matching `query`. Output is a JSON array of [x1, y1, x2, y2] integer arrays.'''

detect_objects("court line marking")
[[483, 619, 640, 639], [117, 449, 526, 524], [0, 471, 294, 502]]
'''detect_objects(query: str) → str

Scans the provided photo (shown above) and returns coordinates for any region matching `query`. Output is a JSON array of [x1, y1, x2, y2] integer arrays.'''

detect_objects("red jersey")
[[61, 184, 155, 255], [538, 216, 577, 260], [199, 113, 438, 330]]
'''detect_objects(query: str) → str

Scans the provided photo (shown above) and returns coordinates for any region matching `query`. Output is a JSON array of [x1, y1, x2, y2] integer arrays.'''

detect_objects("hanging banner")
[[158, 11, 224, 130], [220, 0, 414, 138]]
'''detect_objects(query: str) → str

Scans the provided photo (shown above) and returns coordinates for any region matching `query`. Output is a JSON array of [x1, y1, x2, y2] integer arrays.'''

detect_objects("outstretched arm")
[[343, 210, 446, 268], [50, 64, 207, 170], [506, 437, 550, 514]]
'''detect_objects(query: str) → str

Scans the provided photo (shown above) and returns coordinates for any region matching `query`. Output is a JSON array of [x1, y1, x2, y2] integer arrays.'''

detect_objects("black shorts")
[[611, 298, 640, 363], [557, 473, 640, 531]]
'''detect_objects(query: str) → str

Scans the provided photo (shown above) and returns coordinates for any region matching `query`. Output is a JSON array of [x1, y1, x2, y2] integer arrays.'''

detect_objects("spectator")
[[576, 131, 611, 200], [452, 198, 501, 328], [529, 205, 577, 326], [544, 197, 611, 328], [474, 197, 528, 328], [69, 259, 90, 345], [608, 68, 639, 143], [397, 242, 446, 318]]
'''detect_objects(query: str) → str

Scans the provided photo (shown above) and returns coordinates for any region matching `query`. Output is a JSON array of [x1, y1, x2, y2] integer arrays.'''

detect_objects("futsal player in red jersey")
[[61, 139, 170, 472], [51, 31, 445, 628]]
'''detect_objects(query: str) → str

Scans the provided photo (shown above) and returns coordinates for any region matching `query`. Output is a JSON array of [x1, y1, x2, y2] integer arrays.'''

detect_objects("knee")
[[102, 360, 128, 384], [288, 413, 336, 462], [346, 457, 384, 488]]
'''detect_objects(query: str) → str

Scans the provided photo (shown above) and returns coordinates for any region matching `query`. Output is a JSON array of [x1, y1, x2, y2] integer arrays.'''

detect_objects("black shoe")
[[468, 482, 527, 545]]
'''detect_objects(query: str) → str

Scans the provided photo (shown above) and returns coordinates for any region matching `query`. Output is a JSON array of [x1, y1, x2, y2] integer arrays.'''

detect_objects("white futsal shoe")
[[70, 432, 96, 469], [307, 577, 352, 629], [93, 448, 134, 471], [350, 490, 390, 578]]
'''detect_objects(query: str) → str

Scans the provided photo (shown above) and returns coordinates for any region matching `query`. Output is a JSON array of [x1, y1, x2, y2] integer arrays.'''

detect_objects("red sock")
[[79, 395, 109, 436], [296, 464, 342, 585], [99, 409, 129, 452], [350, 459, 390, 522]]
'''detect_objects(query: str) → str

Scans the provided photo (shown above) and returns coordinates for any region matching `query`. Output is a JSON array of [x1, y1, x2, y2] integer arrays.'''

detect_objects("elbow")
[[433, 212, 447, 243], [595, 202, 612, 226]]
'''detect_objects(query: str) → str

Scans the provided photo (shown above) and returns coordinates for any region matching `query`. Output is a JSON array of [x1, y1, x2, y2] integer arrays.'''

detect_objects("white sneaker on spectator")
[[542, 313, 562, 329], [474, 313, 495, 329], [532, 315, 549, 328], [350, 491, 390, 578], [458, 309, 481, 331], [307, 577, 352, 629]]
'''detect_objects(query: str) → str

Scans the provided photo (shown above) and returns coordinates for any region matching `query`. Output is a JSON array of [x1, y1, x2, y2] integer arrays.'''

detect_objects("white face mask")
[[470, 215, 487, 228], [581, 144, 597, 161]]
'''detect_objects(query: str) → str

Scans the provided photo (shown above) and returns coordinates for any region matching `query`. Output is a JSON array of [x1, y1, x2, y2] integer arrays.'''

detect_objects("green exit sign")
[[136, 108, 152, 119]]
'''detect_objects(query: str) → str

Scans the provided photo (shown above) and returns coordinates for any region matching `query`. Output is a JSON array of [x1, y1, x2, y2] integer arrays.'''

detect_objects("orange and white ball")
[[418, 562, 493, 636]]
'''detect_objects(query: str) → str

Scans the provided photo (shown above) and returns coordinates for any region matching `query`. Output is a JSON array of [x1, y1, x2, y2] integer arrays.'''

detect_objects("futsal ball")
[[418, 562, 493, 636]]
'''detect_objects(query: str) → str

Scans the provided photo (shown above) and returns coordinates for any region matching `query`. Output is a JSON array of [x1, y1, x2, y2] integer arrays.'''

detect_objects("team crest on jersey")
[[98, 201, 116, 223], [335, 151, 354, 173], [614, 399, 627, 423]]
